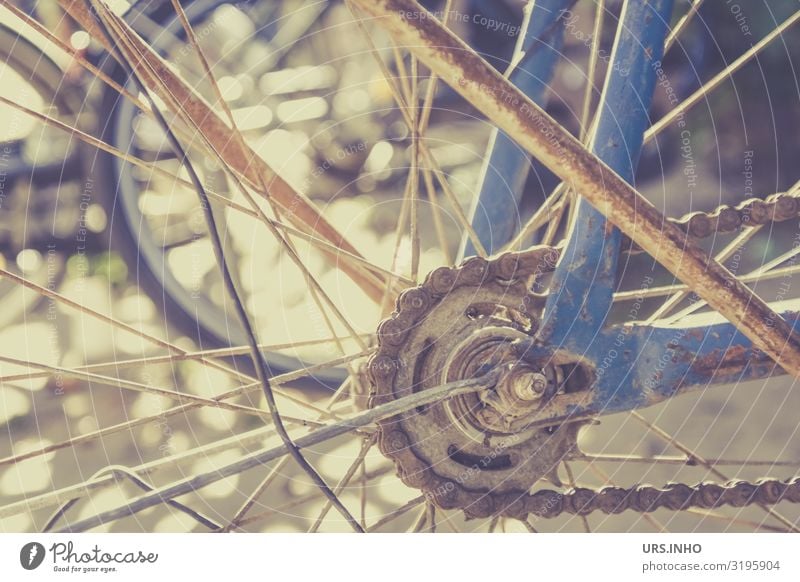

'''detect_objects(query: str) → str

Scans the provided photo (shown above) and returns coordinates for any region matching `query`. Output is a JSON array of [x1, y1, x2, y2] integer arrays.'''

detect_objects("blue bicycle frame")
[[464, 0, 791, 423]]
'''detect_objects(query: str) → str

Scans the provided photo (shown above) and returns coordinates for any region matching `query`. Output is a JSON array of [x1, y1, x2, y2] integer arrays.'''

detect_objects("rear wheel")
[[1, 0, 799, 534]]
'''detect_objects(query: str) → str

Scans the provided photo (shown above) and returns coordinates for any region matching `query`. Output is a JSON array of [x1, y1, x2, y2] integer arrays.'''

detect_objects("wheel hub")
[[441, 326, 562, 441]]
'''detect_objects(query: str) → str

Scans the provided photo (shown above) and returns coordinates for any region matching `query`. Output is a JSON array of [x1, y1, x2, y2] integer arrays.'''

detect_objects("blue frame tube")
[[516, 306, 798, 428], [460, 0, 570, 258], [538, 0, 675, 351]]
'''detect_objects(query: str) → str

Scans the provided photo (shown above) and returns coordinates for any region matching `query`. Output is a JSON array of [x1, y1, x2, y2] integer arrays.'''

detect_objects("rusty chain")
[[624, 187, 800, 253], [522, 477, 800, 520], [369, 197, 800, 519]]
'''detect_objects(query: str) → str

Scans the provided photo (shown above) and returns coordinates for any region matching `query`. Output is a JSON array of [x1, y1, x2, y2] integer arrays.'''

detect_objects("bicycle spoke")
[[0, 355, 269, 417], [227, 376, 357, 530], [0, 92, 405, 295], [0, 265, 374, 439], [379, 172, 415, 317], [0, 336, 372, 386], [409, 56, 421, 282], [615, 264, 800, 302], [102, 3, 372, 360], [683, 508, 786, 533], [423, 157, 489, 258], [504, 183, 568, 250], [416, 1, 455, 266], [0, 0, 149, 110], [438, 509, 461, 533], [643, 179, 800, 320], [664, 0, 707, 52], [663, 236, 800, 323], [228, 466, 394, 532], [410, 503, 429, 533], [42, 466, 221, 533], [0, 265, 255, 385], [646, 227, 765, 322], [0, 424, 277, 519], [577, 453, 800, 468], [359, 457, 368, 529], [579, 0, 606, 142], [647, 9, 800, 140], [421, 165, 452, 266], [167, 0, 377, 364], [392, 44, 413, 105], [308, 434, 377, 532], [417, 0, 453, 135], [223, 459, 291, 532], [630, 412, 800, 532], [367, 495, 426, 532]]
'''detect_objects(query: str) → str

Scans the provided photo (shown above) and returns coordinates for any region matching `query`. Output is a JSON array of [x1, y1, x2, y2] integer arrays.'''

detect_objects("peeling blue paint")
[[522, 309, 799, 427], [540, 0, 675, 351]]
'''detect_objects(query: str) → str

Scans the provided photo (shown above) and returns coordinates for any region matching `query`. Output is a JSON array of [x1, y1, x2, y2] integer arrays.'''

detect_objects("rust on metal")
[[350, 0, 800, 377]]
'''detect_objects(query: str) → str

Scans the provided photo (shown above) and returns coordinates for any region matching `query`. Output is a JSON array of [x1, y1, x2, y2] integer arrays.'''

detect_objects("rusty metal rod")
[[56, 0, 385, 302], [348, 0, 800, 377], [52, 369, 500, 532]]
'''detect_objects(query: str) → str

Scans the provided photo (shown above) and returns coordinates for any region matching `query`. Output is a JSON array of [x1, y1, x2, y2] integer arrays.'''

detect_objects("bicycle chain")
[[624, 188, 800, 253], [368, 243, 800, 520]]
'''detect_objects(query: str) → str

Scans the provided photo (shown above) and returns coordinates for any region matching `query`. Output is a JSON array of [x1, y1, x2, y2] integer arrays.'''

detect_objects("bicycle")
[[0, 0, 799, 533]]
